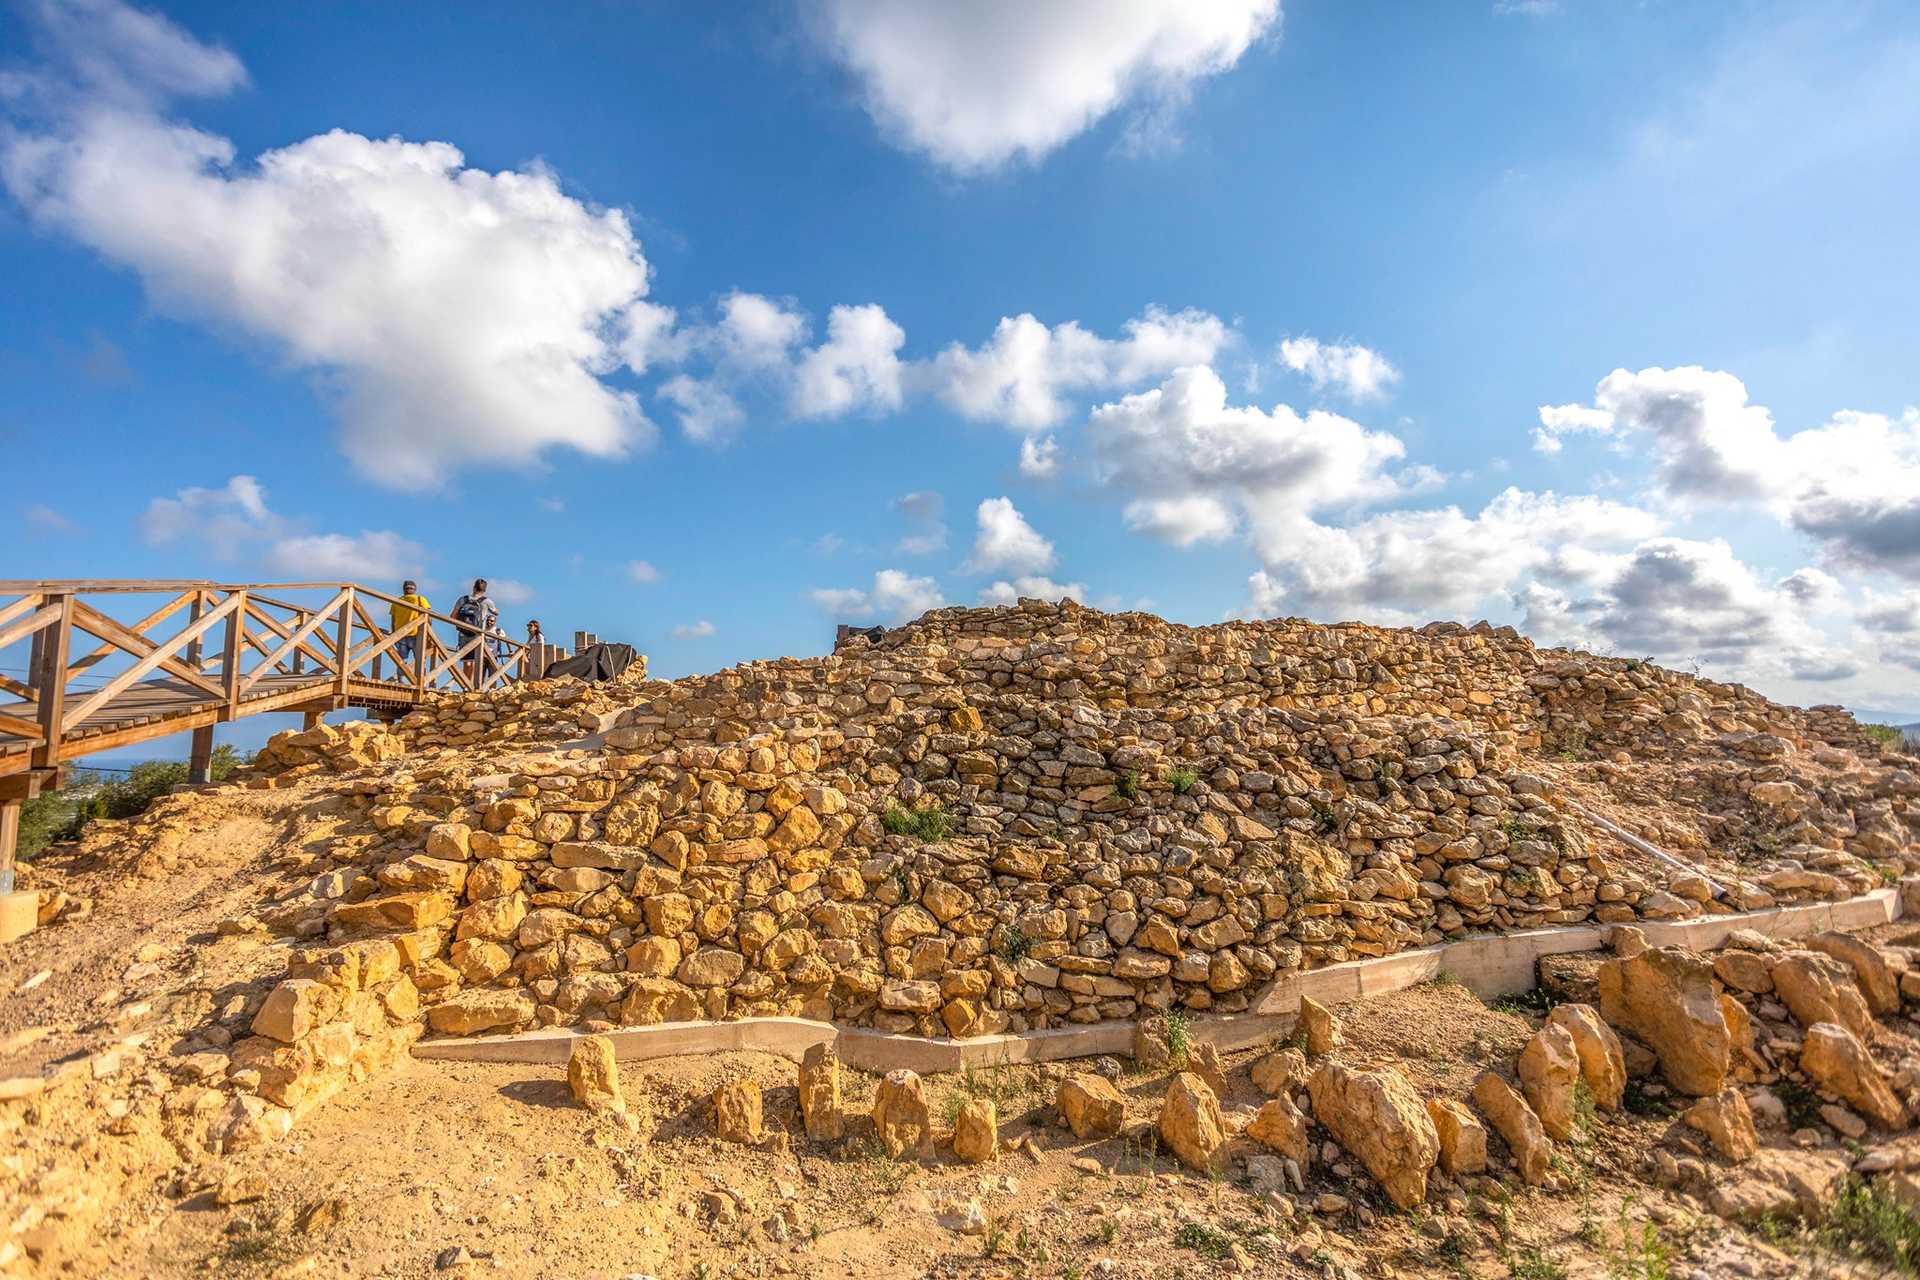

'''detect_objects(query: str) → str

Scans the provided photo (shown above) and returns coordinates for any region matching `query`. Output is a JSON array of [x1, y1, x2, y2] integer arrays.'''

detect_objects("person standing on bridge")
[[451, 578, 499, 686], [389, 580, 430, 670]]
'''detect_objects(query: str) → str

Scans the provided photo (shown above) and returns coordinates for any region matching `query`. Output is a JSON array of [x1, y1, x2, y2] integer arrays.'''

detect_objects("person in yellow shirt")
[[389, 580, 430, 666]]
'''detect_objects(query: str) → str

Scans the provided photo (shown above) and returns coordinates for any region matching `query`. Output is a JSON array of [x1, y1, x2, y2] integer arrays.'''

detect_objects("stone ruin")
[[200, 599, 1918, 1150]]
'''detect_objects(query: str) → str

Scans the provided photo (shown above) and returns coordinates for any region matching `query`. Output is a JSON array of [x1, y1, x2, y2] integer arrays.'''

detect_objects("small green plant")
[[1163, 1008, 1192, 1068], [1863, 723, 1904, 750], [1775, 1077, 1824, 1132], [1621, 1077, 1674, 1119], [1425, 969, 1460, 988], [1116, 769, 1140, 800], [881, 801, 951, 841], [1062, 1263, 1082, 1280], [1507, 1244, 1571, 1280], [1817, 1176, 1920, 1273], [1545, 723, 1590, 761], [1015, 1224, 1036, 1258], [1309, 799, 1339, 836], [1491, 986, 1558, 1017], [1572, 1078, 1597, 1141], [992, 923, 1033, 966], [1168, 765, 1198, 795], [1173, 1221, 1233, 1260], [1603, 1205, 1671, 1280], [1095, 1217, 1117, 1246], [984, 1219, 1004, 1257]]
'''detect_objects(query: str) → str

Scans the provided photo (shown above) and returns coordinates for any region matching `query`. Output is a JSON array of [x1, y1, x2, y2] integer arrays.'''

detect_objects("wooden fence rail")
[[0, 579, 560, 921]]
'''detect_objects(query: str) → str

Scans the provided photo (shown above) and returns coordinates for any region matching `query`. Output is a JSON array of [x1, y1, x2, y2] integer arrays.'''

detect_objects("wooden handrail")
[[60, 593, 242, 732]]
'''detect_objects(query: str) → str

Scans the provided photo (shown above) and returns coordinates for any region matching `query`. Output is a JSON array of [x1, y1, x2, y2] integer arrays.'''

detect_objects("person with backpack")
[[451, 579, 499, 686]]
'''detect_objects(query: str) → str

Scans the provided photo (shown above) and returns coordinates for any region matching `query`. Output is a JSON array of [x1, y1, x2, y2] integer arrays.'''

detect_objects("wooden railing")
[[0, 580, 537, 772]]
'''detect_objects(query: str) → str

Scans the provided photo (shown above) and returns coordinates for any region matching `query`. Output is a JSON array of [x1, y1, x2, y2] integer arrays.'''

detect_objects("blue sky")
[[5, 0, 1920, 757]]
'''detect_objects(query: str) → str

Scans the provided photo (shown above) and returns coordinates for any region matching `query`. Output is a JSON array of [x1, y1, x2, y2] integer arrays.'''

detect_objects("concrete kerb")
[[411, 886, 1905, 1075]]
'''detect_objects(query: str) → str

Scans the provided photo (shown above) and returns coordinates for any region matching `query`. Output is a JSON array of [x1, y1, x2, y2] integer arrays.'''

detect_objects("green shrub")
[[1863, 723, 1904, 750], [16, 746, 246, 859], [1116, 769, 1139, 801], [1167, 765, 1198, 795], [1819, 1176, 1920, 1274], [1163, 1008, 1192, 1068]]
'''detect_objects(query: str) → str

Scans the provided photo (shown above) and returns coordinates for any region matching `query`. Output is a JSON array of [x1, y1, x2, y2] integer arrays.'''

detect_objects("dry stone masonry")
[[209, 600, 1917, 1148]]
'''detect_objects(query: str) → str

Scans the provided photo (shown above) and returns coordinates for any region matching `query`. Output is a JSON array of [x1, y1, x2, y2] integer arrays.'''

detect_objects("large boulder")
[[1682, 1088, 1757, 1162], [1545, 1003, 1625, 1111], [1471, 1072, 1550, 1186], [1801, 1022, 1907, 1130], [1805, 932, 1900, 1015], [1299, 996, 1343, 1056], [567, 1035, 624, 1115], [713, 1078, 763, 1144], [1773, 952, 1874, 1039], [798, 1042, 844, 1141], [426, 988, 535, 1036], [1059, 1073, 1127, 1139], [1518, 1023, 1582, 1141], [1306, 1062, 1439, 1209], [952, 1098, 997, 1164], [1246, 1094, 1312, 1168], [1597, 946, 1730, 1096], [873, 1069, 932, 1157], [1251, 1047, 1309, 1096], [1157, 1072, 1226, 1173], [1427, 1098, 1488, 1178]]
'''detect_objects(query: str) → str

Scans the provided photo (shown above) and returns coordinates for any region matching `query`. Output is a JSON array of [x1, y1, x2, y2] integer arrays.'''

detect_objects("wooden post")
[[185, 590, 205, 673], [302, 710, 323, 730], [188, 723, 215, 784], [30, 593, 72, 770], [219, 590, 246, 719], [411, 617, 427, 701], [0, 800, 17, 895], [334, 588, 352, 697]]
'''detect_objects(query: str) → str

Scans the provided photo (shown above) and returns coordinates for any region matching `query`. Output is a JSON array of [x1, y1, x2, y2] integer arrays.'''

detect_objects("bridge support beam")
[[0, 798, 32, 943], [187, 724, 215, 784]]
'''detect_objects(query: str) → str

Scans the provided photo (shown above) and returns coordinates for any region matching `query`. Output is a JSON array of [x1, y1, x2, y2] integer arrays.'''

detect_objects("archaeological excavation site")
[[6, 598, 1920, 1280]]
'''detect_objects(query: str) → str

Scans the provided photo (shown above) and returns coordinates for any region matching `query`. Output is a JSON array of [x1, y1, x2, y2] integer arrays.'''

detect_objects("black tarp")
[[540, 642, 639, 683]]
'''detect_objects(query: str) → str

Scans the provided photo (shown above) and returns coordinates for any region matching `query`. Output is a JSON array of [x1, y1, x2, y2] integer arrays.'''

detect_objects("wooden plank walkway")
[[0, 580, 548, 911]]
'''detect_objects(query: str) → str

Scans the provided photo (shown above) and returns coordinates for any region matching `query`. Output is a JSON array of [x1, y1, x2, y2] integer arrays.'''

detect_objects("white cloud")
[[3, 2, 657, 489], [658, 375, 746, 444], [810, 568, 944, 624], [624, 560, 662, 585], [671, 620, 716, 639], [1122, 495, 1237, 546], [891, 490, 947, 556], [790, 304, 906, 418], [815, 0, 1281, 174], [978, 575, 1087, 606], [1088, 365, 1414, 558], [138, 474, 273, 552], [266, 530, 428, 583], [1018, 435, 1061, 479], [928, 307, 1230, 431], [964, 497, 1056, 575], [713, 291, 806, 370], [25, 504, 77, 535], [1275, 336, 1401, 402], [1540, 367, 1920, 579], [489, 579, 535, 606]]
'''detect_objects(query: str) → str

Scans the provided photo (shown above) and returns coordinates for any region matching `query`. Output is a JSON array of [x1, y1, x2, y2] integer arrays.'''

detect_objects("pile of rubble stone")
[[156, 601, 1920, 1149]]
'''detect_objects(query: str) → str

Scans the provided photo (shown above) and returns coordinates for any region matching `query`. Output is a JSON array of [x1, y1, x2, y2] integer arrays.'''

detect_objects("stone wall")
[[214, 600, 1918, 1146]]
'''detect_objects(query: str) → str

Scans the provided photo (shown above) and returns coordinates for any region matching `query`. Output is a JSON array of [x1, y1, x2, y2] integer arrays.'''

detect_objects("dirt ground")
[[1, 780, 1910, 1280]]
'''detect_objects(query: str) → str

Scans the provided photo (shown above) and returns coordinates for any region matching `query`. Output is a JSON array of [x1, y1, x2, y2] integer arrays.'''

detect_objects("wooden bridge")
[[0, 579, 543, 918]]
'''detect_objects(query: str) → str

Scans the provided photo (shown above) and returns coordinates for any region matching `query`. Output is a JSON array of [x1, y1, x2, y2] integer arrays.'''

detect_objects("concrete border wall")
[[411, 887, 1903, 1075]]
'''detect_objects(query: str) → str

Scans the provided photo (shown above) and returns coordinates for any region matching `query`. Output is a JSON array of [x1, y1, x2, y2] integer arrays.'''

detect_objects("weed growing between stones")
[[992, 922, 1032, 965], [880, 801, 950, 841], [1163, 1008, 1192, 1068], [1815, 1176, 1920, 1275], [1601, 1201, 1672, 1280], [1173, 1220, 1233, 1260], [1116, 768, 1139, 800], [1166, 764, 1198, 794]]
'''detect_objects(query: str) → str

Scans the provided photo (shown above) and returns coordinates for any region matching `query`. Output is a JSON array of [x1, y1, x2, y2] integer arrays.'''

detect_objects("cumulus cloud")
[[2, 0, 660, 489], [810, 568, 944, 624], [891, 491, 947, 556], [1088, 365, 1414, 558], [814, 0, 1280, 174], [964, 497, 1056, 575], [658, 375, 746, 444], [1275, 336, 1401, 401], [979, 575, 1088, 605], [1018, 435, 1061, 479], [139, 474, 274, 553], [624, 560, 662, 585], [927, 307, 1230, 431], [671, 620, 716, 640], [1539, 367, 1920, 580], [266, 530, 428, 582], [791, 304, 906, 418]]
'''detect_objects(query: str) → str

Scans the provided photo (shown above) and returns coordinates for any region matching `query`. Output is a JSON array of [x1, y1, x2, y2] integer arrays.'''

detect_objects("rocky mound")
[[44, 602, 1920, 1152]]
